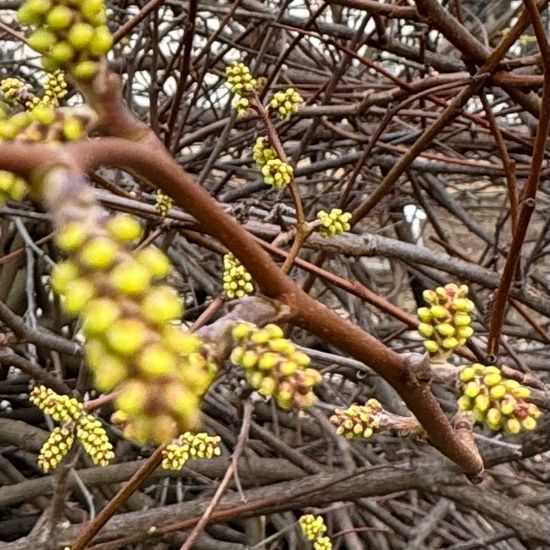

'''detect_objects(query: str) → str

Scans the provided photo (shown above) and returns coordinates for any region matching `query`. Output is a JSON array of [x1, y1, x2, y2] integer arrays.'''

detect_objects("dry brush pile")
[[0, 1, 549, 549]]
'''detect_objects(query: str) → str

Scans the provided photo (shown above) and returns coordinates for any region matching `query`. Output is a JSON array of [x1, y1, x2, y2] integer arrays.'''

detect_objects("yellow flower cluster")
[[299, 514, 328, 542], [30, 385, 114, 471], [417, 284, 474, 358], [155, 189, 173, 217], [76, 414, 115, 466], [260, 158, 293, 189], [230, 322, 322, 410], [252, 137, 277, 167], [222, 253, 254, 299], [43, 70, 68, 104], [30, 385, 83, 423], [232, 96, 251, 117], [225, 62, 257, 117], [0, 170, 28, 207], [18, 0, 112, 80], [457, 364, 541, 433], [316, 208, 352, 238], [269, 88, 303, 119], [1, 71, 67, 110], [314, 536, 333, 550], [225, 61, 256, 96], [161, 431, 222, 470], [329, 398, 383, 439], [0, 77, 37, 109], [52, 213, 216, 443], [38, 426, 74, 473], [252, 134, 293, 190]]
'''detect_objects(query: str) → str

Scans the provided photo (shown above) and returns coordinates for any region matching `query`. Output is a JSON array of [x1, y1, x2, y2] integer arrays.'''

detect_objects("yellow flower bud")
[[418, 322, 434, 338], [423, 340, 439, 353], [107, 213, 143, 243], [56, 221, 87, 252], [79, 236, 118, 270], [464, 381, 481, 398], [63, 278, 95, 315], [110, 261, 152, 296], [106, 318, 147, 356], [81, 298, 120, 336]]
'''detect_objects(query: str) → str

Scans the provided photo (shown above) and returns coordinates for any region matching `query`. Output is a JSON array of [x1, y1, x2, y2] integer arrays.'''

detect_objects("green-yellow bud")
[[138, 344, 176, 377], [141, 286, 183, 324], [430, 305, 447, 319], [423, 340, 439, 353], [82, 298, 120, 336], [436, 323, 455, 337], [72, 61, 98, 80], [456, 326, 474, 339], [79, 236, 118, 270], [459, 366, 476, 382], [504, 418, 521, 434], [453, 298, 474, 312], [486, 407, 502, 430], [453, 313, 471, 326], [50, 42, 75, 64], [464, 381, 481, 398], [136, 247, 170, 279], [107, 214, 143, 243], [63, 278, 95, 315], [88, 26, 113, 56], [106, 319, 147, 356], [110, 261, 152, 296], [46, 5, 73, 29], [457, 395, 472, 411], [417, 307, 432, 322], [417, 322, 434, 338], [441, 336, 459, 349], [489, 384, 506, 400], [28, 29, 56, 53]]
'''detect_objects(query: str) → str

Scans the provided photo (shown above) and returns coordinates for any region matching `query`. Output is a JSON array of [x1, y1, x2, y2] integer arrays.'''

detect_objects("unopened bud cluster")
[[225, 62, 257, 116], [313, 537, 333, 550], [1, 71, 67, 110], [269, 88, 303, 119], [155, 189, 173, 217], [330, 398, 383, 439], [161, 431, 221, 470], [299, 515, 331, 549], [43, 70, 68, 104], [252, 137, 293, 188], [230, 322, 322, 410], [417, 284, 474, 358], [316, 209, 352, 238], [457, 364, 541, 434], [261, 158, 293, 189], [30, 385, 114, 471], [18, 0, 112, 80], [222, 253, 254, 299], [30, 385, 83, 422], [76, 414, 115, 466], [38, 426, 74, 473], [51, 212, 216, 443], [1, 77, 38, 109], [253, 137, 277, 166], [0, 70, 67, 111]]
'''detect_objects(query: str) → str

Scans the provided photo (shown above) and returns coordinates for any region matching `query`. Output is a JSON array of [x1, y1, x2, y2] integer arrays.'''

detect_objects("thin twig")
[[179, 399, 253, 550]]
